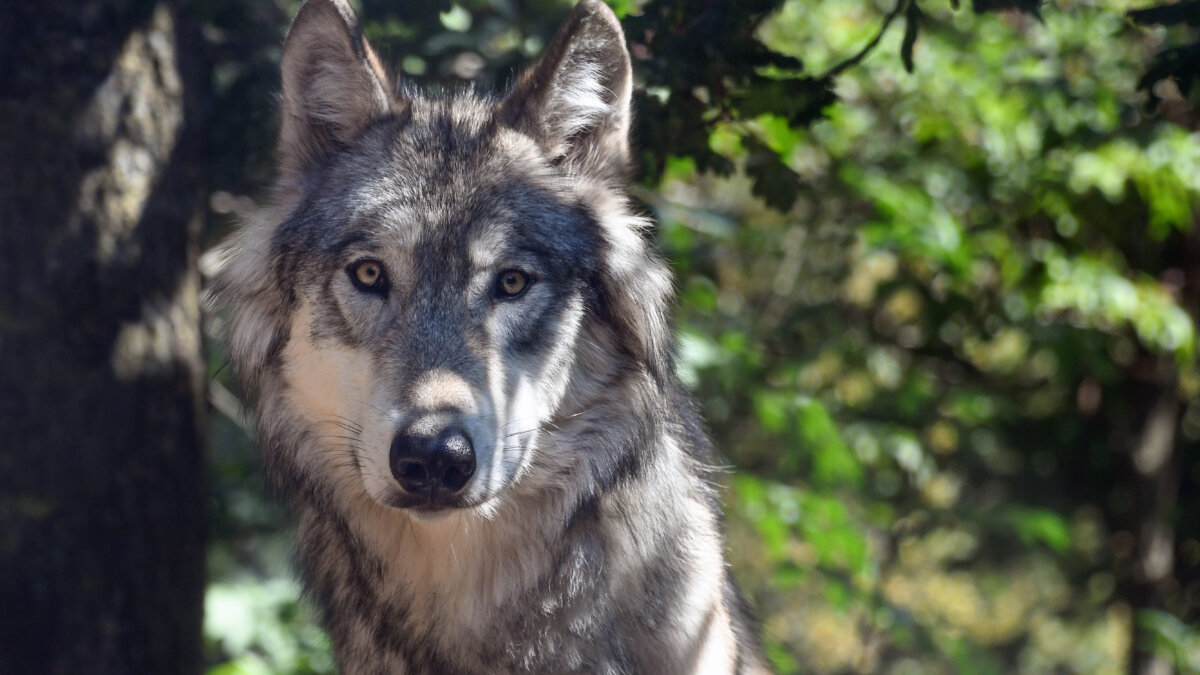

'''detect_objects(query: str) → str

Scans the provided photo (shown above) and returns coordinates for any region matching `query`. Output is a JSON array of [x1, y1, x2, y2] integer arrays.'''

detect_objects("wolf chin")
[[211, 0, 767, 672]]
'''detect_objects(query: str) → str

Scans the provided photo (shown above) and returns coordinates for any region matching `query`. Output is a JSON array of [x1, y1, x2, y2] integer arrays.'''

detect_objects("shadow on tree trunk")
[[0, 1, 207, 672]]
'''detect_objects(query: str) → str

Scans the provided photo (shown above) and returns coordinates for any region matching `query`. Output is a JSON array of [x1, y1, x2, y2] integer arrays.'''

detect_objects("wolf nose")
[[389, 425, 476, 497]]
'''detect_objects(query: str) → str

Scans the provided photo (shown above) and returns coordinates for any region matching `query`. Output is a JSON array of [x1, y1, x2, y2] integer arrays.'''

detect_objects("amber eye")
[[496, 269, 531, 298], [348, 259, 386, 292]]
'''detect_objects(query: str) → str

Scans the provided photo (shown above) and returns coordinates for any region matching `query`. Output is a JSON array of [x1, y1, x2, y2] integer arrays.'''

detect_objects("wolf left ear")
[[502, 0, 633, 185], [278, 0, 393, 179]]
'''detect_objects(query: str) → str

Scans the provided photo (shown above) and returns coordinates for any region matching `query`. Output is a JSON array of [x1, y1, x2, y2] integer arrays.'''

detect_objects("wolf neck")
[[298, 380, 722, 671]]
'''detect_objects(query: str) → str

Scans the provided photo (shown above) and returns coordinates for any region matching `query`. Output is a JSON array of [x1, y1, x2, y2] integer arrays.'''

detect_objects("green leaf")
[[736, 79, 837, 128], [795, 398, 863, 486], [942, 635, 1006, 675], [1006, 507, 1071, 552], [437, 5, 471, 33], [743, 135, 802, 212], [753, 390, 792, 434], [605, 0, 640, 19], [1137, 609, 1200, 672]]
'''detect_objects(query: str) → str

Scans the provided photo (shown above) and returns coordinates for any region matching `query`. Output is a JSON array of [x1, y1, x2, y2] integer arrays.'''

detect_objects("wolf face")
[[214, 0, 672, 518], [270, 112, 609, 515]]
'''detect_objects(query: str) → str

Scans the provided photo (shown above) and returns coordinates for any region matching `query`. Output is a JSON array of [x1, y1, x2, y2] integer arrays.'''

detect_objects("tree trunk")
[[1127, 361, 1182, 675], [0, 1, 206, 672]]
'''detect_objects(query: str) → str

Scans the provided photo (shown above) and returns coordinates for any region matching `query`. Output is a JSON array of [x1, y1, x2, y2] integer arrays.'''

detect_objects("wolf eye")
[[495, 269, 531, 299], [348, 259, 387, 293]]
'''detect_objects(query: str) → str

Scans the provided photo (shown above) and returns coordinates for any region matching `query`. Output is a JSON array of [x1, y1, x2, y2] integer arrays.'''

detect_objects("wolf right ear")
[[278, 0, 393, 179], [501, 0, 633, 186]]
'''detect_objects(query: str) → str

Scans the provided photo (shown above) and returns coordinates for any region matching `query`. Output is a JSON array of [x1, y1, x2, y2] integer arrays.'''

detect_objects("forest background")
[[1, 0, 1198, 673]]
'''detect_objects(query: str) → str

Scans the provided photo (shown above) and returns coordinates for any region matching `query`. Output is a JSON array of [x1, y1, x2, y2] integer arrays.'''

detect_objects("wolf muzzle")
[[389, 421, 476, 507]]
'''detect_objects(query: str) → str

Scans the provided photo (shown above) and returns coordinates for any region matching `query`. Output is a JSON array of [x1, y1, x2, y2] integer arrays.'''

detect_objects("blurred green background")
[[195, 1, 1200, 673]]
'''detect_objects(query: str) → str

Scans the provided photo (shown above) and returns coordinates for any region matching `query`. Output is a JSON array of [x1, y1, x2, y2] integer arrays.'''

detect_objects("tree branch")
[[820, 0, 912, 81]]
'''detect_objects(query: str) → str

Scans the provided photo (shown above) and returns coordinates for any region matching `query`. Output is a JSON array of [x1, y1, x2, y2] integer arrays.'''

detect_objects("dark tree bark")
[[1127, 368, 1182, 675], [0, 1, 206, 672]]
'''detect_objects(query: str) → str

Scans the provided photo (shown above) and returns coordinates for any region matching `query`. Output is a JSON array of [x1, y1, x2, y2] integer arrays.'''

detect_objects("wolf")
[[210, 0, 767, 672]]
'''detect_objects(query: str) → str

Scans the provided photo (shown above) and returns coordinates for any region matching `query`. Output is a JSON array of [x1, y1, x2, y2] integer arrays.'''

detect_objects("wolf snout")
[[389, 424, 476, 501]]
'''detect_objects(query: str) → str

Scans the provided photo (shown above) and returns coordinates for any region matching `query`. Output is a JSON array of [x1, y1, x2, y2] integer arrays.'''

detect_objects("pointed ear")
[[501, 0, 633, 185], [278, 0, 393, 178]]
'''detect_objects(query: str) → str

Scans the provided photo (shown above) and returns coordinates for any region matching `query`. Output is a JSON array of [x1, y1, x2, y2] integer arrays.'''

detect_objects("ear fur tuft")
[[278, 0, 393, 179], [503, 0, 633, 185]]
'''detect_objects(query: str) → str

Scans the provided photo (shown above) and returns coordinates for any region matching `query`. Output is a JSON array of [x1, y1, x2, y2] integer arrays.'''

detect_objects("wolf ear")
[[502, 0, 633, 185], [278, 0, 393, 178]]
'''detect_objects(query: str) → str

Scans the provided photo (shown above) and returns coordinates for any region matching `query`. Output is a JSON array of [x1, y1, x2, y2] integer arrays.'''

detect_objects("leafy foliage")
[[1128, 0, 1200, 108], [196, 0, 1200, 673], [659, 0, 1200, 670]]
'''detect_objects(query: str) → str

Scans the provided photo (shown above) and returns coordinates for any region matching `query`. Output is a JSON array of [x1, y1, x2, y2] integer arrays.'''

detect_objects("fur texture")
[[210, 1, 767, 672]]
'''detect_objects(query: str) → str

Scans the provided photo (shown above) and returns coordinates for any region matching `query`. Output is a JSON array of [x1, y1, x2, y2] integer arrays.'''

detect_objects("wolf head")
[[213, 0, 674, 517]]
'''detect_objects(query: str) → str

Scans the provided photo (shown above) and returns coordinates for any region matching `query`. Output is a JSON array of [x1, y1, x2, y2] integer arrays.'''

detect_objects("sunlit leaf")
[[1005, 507, 1072, 552], [795, 397, 864, 486]]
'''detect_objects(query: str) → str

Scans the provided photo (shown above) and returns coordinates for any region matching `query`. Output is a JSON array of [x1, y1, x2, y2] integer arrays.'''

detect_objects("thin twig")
[[820, 0, 912, 81]]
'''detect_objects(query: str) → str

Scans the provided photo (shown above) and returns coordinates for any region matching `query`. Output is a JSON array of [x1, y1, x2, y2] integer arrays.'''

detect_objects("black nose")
[[389, 425, 476, 497]]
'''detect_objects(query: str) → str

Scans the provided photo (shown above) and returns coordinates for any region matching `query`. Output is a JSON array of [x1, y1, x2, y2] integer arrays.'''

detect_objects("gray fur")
[[209, 0, 767, 672]]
